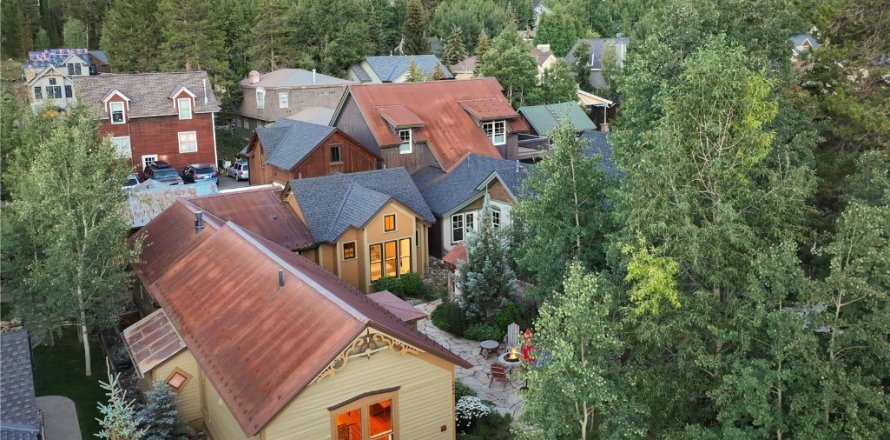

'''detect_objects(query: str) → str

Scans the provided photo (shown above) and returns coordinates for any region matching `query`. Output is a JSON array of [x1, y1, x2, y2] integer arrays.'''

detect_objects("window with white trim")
[[369, 238, 412, 281], [491, 207, 501, 228], [110, 102, 125, 124], [451, 214, 464, 244], [398, 129, 412, 154], [278, 91, 289, 108], [177, 97, 192, 120], [64, 85, 72, 98], [256, 88, 265, 108], [482, 121, 506, 145], [33, 87, 42, 99], [67, 63, 82, 76], [110, 136, 132, 159], [142, 155, 158, 170], [178, 131, 198, 153]]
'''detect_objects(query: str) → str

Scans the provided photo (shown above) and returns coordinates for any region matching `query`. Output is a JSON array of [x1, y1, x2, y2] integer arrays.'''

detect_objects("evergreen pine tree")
[[62, 19, 87, 48], [402, 0, 430, 55], [248, 0, 297, 71], [137, 381, 187, 440], [96, 373, 145, 440], [35, 28, 51, 50], [456, 198, 515, 323], [156, 0, 226, 73], [432, 63, 446, 80], [101, 0, 162, 72], [473, 31, 489, 75], [442, 25, 467, 66], [404, 59, 427, 82]]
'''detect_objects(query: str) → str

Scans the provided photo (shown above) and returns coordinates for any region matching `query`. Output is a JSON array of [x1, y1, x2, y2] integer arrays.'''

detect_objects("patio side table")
[[479, 340, 499, 358]]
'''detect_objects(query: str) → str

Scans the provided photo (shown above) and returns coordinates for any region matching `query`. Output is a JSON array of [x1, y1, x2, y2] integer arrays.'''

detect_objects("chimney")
[[600, 122, 610, 132], [515, 160, 519, 172], [202, 78, 208, 105], [248, 70, 261, 84], [278, 269, 285, 289], [194, 211, 205, 233], [312, 69, 316, 84]]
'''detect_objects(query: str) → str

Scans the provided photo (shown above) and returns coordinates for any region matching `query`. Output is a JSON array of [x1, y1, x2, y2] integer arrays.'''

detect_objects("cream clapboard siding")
[[263, 338, 455, 440], [203, 377, 258, 440], [151, 350, 202, 424]]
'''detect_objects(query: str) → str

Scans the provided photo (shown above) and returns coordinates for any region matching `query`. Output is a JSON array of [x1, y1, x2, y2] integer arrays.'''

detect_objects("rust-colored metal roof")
[[376, 105, 425, 128], [442, 242, 467, 269], [347, 78, 529, 170], [368, 291, 427, 323], [130, 200, 470, 436], [458, 98, 521, 121], [122, 309, 185, 376], [188, 187, 315, 250]]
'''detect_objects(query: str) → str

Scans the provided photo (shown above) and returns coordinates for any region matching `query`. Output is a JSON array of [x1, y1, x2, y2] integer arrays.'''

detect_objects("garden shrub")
[[431, 300, 467, 337], [494, 300, 534, 332], [455, 396, 491, 433], [371, 273, 429, 299], [455, 381, 477, 401], [464, 323, 505, 342]]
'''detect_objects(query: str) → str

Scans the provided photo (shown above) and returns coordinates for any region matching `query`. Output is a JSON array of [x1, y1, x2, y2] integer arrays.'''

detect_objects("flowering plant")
[[521, 328, 536, 363], [455, 396, 491, 432]]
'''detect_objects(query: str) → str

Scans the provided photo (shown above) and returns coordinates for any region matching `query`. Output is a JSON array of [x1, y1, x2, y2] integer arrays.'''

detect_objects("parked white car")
[[228, 160, 249, 181]]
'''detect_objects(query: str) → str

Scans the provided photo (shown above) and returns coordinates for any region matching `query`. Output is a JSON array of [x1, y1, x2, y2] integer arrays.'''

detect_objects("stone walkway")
[[416, 301, 525, 417]]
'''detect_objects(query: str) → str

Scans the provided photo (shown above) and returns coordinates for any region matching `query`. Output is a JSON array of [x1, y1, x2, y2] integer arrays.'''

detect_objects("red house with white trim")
[[73, 72, 220, 174]]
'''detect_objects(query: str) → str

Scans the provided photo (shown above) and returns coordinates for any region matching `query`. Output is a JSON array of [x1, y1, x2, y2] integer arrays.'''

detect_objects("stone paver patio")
[[416, 300, 525, 417]]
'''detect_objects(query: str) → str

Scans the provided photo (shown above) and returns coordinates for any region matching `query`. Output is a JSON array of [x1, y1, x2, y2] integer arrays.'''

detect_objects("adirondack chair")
[[489, 363, 509, 386], [505, 322, 521, 349]]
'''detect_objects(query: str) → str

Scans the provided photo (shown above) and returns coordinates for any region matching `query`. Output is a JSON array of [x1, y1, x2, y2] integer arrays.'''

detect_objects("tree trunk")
[[569, 156, 582, 252], [77, 285, 92, 376]]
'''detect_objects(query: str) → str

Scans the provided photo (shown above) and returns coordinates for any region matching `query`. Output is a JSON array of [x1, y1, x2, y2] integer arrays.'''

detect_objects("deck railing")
[[517, 133, 550, 151]]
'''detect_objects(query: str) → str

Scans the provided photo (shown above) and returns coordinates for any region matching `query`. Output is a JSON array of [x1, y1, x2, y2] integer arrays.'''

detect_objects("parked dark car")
[[182, 163, 218, 185], [143, 161, 184, 185]]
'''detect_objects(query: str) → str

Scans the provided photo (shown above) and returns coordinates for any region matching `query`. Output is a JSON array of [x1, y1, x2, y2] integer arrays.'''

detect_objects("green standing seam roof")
[[518, 101, 596, 136]]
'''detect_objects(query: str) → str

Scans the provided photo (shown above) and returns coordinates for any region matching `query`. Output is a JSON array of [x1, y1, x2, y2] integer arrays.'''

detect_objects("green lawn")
[[33, 328, 108, 438]]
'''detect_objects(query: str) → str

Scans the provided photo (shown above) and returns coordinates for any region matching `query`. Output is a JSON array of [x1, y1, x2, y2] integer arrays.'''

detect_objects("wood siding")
[[334, 97, 380, 155], [151, 350, 203, 424], [99, 109, 217, 174], [379, 142, 440, 171], [203, 378, 258, 440], [250, 131, 378, 186], [262, 336, 456, 440]]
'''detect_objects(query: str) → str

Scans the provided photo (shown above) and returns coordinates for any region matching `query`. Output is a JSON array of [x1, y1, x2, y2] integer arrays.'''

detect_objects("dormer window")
[[587, 54, 595, 68], [67, 63, 82, 76], [256, 88, 265, 109], [399, 129, 412, 154], [110, 102, 125, 124], [482, 121, 506, 145], [177, 97, 192, 120]]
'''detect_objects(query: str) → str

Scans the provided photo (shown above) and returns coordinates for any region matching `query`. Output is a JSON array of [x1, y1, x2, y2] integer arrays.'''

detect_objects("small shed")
[[518, 101, 596, 136]]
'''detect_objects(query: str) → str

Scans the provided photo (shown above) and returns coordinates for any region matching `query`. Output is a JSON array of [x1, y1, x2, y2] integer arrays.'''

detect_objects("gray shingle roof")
[[363, 55, 454, 82], [565, 37, 630, 69], [289, 168, 435, 243], [414, 154, 532, 216], [239, 69, 351, 88], [581, 130, 617, 175], [257, 119, 337, 170], [790, 34, 820, 50], [74, 71, 220, 119], [1, 331, 40, 440]]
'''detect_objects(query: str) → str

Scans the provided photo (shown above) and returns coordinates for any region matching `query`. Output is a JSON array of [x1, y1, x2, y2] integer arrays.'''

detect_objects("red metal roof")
[[442, 242, 467, 269], [188, 187, 315, 250], [458, 98, 521, 121], [347, 78, 529, 170], [376, 105, 425, 128], [130, 200, 470, 436]]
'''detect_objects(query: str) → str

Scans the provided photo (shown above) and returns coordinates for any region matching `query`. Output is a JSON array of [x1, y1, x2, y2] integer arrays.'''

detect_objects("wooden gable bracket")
[[310, 329, 424, 385]]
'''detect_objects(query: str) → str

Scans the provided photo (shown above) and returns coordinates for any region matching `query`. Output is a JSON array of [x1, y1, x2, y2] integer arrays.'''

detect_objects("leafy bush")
[[431, 300, 467, 337], [494, 300, 534, 332], [456, 396, 491, 433], [464, 323, 505, 342], [371, 273, 430, 299], [455, 381, 477, 401]]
